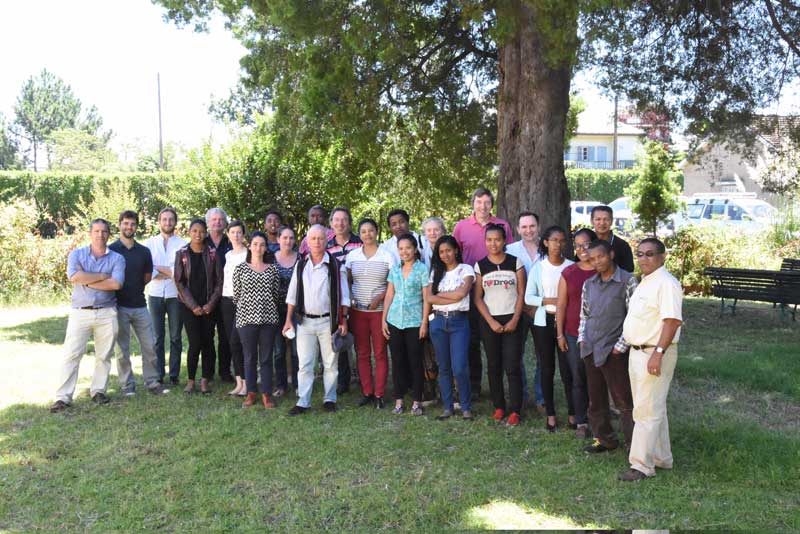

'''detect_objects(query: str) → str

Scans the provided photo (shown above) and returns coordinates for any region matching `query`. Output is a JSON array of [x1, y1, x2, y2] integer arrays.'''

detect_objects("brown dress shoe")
[[618, 468, 647, 482], [242, 392, 258, 408], [262, 393, 275, 409]]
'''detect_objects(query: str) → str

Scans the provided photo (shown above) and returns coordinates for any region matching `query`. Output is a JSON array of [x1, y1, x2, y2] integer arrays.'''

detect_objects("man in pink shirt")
[[453, 187, 513, 398]]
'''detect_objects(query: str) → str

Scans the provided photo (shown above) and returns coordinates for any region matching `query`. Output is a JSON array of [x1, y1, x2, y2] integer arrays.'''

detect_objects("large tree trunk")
[[496, 2, 573, 237]]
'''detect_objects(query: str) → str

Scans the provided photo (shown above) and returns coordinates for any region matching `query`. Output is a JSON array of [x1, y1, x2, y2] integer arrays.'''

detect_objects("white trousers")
[[628, 346, 678, 477], [55, 307, 118, 403], [295, 317, 338, 408]]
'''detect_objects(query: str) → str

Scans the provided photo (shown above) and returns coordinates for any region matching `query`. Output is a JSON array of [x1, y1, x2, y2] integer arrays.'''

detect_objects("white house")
[[564, 108, 646, 170]]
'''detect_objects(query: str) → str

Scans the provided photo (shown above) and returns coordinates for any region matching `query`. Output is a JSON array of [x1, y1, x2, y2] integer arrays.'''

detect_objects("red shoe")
[[506, 412, 520, 426], [493, 408, 505, 421]]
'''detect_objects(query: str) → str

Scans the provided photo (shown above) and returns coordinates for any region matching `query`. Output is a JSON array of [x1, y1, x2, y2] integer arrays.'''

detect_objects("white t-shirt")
[[222, 249, 248, 297], [540, 257, 573, 313], [429, 263, 475, 312]]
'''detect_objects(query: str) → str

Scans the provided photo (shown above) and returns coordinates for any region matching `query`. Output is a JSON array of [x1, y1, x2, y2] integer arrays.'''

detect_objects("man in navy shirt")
[[51, 219, 125, 412], [110, 211, 168, 396]]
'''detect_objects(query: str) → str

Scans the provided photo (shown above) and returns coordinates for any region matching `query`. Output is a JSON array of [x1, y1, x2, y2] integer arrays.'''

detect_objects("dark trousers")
[[388, 324, 424, 402], [210, 305, 232, 380], [565, 335, 589, 425], [338, 350, 349, 388], [221, 297, 245, 377], [585, 351, 635, 448], [181, 306, 216, 380], [480, 314, 523, 414], [274, 306, 298, 390], [238, 323, 278, 394], [148, 295, 183, 381], [532, 313, 573, 417], [467, 296, 483, 394]]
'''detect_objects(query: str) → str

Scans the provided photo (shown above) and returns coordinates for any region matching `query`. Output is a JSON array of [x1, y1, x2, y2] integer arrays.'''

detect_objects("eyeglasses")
[[635, 250, 661, 258], [575, 243, 591, 250]]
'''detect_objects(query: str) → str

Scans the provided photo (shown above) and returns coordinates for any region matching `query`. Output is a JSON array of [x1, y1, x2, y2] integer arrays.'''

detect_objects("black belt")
[[434, 310, 466, 317], [80, 306, 106, 310], [303, 313, 330, 319], [630, 344, 656, 351]]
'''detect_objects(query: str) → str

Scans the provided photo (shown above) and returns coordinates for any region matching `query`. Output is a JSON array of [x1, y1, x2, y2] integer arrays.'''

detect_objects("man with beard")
[[145, 207, 187, 384], [110, 211, 168, 396]]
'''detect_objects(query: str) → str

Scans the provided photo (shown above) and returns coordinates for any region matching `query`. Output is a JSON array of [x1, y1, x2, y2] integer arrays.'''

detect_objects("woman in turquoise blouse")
[[382, 233, 429, 415]]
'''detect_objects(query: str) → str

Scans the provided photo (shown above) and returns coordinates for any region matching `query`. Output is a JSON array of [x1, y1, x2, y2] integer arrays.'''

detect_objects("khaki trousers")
[[55, 307, 118, 403], [628, 346, 678, 477]]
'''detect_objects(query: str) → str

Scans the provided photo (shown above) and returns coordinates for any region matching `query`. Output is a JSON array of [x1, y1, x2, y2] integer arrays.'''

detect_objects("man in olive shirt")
[[619, 237, 683, 482], [110, 210, 168, 396]]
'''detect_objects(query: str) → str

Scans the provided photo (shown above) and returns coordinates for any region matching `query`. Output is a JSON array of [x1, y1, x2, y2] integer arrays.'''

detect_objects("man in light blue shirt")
[[505, 211, 545, 413], [51, 218, 125, 412]]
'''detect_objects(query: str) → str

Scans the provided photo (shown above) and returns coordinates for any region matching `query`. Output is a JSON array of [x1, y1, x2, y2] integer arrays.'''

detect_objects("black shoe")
[[49, 400, 70, 413], [436, 410, 453, 421], [91, 392, 110, 405], [323, 401, 337, 413], [157, 378, 164, 385], [546, 421, 557, 433], [470, 391, 480, 402], [584, 439, 617, 454], [375, 397, 385, 409], [170, 377, 179, 386], [148, 384, 170, 395], [288, 405, 308, 416], [336, 385, 349, 395], [357, 395, 375, 407]]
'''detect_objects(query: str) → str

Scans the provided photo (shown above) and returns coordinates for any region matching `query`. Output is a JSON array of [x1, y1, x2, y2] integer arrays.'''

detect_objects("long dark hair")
[[397, 232, 421, 262], [246, 231, 275, 264], [538, 225, 566, 258], [431, 235, 462, 295]]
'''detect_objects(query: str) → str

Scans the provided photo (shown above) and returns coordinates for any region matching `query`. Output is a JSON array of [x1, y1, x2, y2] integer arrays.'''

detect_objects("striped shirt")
[[326, 233, 362, 264], [344, 247, 396, 312]]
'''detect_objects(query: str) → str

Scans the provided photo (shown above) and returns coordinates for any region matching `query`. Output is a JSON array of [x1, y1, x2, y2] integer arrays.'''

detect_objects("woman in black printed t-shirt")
[[473, 224, 526, 426]]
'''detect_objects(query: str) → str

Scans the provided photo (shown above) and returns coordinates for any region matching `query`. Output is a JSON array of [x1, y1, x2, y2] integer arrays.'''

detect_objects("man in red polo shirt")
[[453, 187, 513, 399]]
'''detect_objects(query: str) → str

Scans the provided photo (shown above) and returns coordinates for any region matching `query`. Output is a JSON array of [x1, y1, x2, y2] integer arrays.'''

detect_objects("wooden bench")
[[781, 258, 800, 272], [703, 267, 800, 320]]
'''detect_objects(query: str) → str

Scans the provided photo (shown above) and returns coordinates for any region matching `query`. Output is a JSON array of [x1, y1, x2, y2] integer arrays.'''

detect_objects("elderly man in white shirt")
[[283, 225, 351, 415], [144, 207, 187, 385], [618, 237, 683, 482]]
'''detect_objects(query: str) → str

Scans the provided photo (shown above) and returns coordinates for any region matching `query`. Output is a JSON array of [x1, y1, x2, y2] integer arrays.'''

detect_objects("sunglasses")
[[635, 250, 661, 258]]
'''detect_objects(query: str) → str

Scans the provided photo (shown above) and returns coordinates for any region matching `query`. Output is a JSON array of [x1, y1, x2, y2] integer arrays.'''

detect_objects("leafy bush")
[[0, 199, 82, 304], [664, 225, 779, 295], [626, 141, 681, 235], [565, 168, 684, 204]]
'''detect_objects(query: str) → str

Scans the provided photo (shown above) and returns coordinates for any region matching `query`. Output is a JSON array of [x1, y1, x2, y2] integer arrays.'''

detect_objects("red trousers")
[[349, 309, 388, 398]]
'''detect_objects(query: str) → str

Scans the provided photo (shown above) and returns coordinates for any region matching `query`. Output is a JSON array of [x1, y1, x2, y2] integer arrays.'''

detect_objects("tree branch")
[[765, 0, 800, 58]]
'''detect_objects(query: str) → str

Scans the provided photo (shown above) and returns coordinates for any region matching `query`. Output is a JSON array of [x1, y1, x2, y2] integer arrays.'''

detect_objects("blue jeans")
[[521, 319, 544, 405], [430, 312, 471, 412], [148, 296, 183, 381]]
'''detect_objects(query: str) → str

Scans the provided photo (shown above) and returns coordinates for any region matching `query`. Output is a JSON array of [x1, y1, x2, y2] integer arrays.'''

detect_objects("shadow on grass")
[[0, 315, 67, 345]]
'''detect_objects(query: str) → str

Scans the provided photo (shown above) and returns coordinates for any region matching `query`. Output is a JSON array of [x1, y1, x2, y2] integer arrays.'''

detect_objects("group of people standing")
[[49, 187, 683, 482]]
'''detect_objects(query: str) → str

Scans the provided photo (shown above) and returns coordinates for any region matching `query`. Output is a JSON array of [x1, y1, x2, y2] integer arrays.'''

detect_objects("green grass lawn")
[[0, 298, 798, 530]]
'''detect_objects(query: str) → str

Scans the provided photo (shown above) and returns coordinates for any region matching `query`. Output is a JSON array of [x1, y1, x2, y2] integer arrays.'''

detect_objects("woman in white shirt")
[[524, 225, 574, 432], [221, 220, 249, 396], [424, 235, 475, 421]]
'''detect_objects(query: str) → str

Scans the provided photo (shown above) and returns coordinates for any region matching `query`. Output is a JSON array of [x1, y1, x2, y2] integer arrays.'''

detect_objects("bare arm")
[[87, 278, 122, 291], [70, 271, 109, 285], [555, 276, 568, 339]]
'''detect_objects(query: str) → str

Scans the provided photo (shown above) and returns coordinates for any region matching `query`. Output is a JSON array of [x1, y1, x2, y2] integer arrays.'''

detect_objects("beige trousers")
[[55, 307, 118, 403], [628, 345, 678, 477]]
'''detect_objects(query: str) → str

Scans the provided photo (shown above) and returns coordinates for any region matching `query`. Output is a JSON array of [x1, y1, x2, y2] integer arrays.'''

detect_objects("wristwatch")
[[655, 346, 665, 354]]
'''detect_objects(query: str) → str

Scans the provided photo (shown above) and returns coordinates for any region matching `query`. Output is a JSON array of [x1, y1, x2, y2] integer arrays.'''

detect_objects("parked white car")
[[608, 197, 635, 232], [681, 194, 777, 232], [570, 201, 602, 227]]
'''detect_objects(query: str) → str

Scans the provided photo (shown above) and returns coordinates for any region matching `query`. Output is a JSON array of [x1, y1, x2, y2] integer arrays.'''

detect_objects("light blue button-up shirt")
[[66, 246, 126, 309], [386, 260, 429, 329]]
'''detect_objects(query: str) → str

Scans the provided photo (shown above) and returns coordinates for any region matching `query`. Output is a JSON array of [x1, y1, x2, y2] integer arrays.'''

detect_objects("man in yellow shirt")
[[619, 237, 683, 482]]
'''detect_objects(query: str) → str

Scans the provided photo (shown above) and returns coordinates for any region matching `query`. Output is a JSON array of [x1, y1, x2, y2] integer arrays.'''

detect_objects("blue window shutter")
[[588, 146, 596, 161], [597, 146, 607, 162]]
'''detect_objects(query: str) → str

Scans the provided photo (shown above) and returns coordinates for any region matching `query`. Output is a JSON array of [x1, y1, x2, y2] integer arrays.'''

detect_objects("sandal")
[[184, 380, 195, 394], [392, 404, 404, 415], [411, 404, 423, 416]]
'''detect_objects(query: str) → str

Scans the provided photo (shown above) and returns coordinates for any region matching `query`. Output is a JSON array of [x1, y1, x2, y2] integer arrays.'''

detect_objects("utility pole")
[[157, 73, 164, 170], [612, 93, 619, 170]]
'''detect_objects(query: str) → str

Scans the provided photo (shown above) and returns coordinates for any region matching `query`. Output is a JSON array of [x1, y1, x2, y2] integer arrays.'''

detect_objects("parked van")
[[570, 201, 602, 227], [683, 193, 776, 232]]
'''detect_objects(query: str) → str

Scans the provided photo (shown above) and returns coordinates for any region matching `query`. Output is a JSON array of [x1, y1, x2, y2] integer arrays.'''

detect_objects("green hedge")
[[0, 171, 178, 236], [565, 169, 684, 204]]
